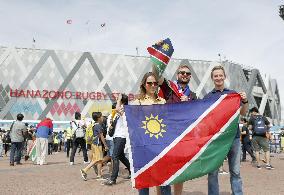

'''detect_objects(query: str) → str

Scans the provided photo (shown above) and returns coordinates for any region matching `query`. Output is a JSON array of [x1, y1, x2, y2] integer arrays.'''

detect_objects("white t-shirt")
[[113, 113, 127, 139]]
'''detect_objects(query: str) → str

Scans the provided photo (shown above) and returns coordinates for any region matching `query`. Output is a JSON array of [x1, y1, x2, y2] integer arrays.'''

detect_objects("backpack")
[[86, 122, 94, 143], [92, 123, 101, 145], [5, 122, 15, 143], [72, 121, 85, 139], [253, 115, 268, 136]]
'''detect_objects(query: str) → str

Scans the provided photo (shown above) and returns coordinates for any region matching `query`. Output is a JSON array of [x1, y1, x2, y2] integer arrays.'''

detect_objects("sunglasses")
[[178, 71, 191, 76], [146, 82, 158, 86]]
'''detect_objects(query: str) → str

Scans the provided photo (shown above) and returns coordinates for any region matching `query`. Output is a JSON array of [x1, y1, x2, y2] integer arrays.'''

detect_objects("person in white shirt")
[[104, 94, 131, 185], [69, 112, 88, 165]]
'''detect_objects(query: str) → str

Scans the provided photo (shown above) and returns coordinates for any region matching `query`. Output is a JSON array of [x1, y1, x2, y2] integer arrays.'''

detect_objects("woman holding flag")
[[132, 72, 170, 195]]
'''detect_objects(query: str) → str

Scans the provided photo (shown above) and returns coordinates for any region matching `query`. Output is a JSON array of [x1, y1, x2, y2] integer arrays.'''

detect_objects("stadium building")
[[0, 46, 281, 126]]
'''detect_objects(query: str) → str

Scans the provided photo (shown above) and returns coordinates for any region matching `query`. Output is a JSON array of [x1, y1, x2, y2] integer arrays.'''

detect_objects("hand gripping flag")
[[124, 93, 241, 189], [147, 38, 174, 77]]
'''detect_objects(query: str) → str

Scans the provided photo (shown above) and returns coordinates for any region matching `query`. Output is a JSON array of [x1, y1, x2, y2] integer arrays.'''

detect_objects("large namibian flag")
[[124, 93, 241, 189]]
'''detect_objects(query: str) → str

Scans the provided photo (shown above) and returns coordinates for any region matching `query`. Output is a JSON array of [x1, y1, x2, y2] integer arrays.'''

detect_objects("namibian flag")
[[125, 93, 241, 189], [147, 38, 174, 76], [28, 141, 37, 162]]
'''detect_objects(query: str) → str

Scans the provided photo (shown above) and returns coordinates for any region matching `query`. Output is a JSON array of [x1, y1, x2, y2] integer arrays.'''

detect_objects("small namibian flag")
[[29, 141, 37, 162], [147, 38, 174, 76], [125, 93, 241, 189]]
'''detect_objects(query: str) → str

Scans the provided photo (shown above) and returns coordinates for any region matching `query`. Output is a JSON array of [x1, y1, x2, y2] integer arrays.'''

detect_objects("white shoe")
[[84, 161, 90, 164], [70, 162, 74, 165], [219, 171, 229, 175]]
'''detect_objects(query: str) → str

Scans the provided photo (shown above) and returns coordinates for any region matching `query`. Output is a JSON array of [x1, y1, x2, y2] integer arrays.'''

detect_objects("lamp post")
[[280, 5, 284, 20]]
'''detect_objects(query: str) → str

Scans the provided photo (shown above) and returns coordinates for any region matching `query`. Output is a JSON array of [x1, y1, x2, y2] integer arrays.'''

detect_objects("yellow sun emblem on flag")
[[142, 114, 166, 139], [162, 43, 170, 51]]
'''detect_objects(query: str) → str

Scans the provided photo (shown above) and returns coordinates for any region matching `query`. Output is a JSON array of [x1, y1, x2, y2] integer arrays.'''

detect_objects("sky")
[[0, 0, 284, 116]]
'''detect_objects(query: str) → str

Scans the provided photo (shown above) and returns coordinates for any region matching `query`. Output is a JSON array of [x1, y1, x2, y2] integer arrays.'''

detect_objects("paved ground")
[[0, 151, 284, 195]]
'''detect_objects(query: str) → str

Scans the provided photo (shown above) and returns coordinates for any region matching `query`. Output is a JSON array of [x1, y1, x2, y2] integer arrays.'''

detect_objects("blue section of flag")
[[125, 97, 219, 173], [152, 38, 174, 58]]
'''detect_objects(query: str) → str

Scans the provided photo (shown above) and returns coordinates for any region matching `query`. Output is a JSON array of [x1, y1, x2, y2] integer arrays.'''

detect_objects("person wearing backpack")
[[248, 107, 274, 170], [69, 112, 88, 165], [80, 112, 109, 181]]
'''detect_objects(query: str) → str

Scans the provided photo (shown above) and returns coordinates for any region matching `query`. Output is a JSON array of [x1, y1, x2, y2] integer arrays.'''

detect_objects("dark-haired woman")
[[132, 72, 170, 195]]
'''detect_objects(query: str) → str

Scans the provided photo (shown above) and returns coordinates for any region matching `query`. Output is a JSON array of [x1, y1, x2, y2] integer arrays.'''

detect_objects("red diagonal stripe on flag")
[[134, 94, 240, 189], [147, 47, 170, 64]]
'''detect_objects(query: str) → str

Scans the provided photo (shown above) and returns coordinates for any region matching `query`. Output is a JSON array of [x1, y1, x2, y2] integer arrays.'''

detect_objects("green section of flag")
[[151, 57, 167, 77], [170, 116, 239, 184], [29, 143, 37, 162]]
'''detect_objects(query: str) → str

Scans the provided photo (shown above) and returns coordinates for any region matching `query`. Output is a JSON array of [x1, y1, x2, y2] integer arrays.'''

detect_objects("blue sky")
[[1, 0, 284, 115]]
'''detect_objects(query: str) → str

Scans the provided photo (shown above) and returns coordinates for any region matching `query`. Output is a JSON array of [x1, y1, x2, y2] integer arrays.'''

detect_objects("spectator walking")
[[248, 107, 274, 170], [53, 132, 59, 153], [240, 118, 256, 163], [3, 130, 11, 157], [48, 133, 54, 155], [70, 112, 88, 165], [80, 112, 109, 181], [104, 94, 131, 186]]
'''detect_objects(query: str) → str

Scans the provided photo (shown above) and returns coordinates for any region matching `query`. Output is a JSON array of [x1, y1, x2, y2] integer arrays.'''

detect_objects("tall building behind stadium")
[[0, 46, 281, 125]]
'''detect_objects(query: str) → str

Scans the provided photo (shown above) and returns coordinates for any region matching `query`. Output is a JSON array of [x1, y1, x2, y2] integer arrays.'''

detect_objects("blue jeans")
[[208, 138, 243, 195], [110, 137, 130, 181], [139, 185, 171, 195], [10, 142, 23, 164], [106, 139, 114, 157]]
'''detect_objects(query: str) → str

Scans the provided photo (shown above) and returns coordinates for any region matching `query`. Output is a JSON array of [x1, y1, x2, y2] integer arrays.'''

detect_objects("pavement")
[[0, 151, 284, 195]]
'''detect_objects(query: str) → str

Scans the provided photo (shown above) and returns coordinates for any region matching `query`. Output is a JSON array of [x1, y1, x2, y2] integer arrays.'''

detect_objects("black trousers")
[[242, 141, 256, 161], [4, 143, 10, 155], [110, 137, 130, 181], [48, 143, 53, 155], [59, 141, 62, 151], [53, 144, 58, 152], [66, 139, 72, 157], [70, 138, 88, 162]]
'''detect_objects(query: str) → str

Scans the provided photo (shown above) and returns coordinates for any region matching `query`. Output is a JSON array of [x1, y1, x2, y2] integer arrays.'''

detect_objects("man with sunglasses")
[[153, 64, 196, 195], [158, 64, 197, 104]]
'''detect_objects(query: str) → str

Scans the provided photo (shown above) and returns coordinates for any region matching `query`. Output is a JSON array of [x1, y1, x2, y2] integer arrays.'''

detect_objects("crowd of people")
[[0, 62, 280, 195]]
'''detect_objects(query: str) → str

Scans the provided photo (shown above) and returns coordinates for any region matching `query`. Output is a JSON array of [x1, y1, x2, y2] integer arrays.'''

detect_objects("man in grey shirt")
[[10, 113, 27, 166]]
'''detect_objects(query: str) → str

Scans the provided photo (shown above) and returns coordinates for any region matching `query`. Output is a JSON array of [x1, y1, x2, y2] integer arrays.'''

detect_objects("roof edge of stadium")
[[0, 45, 255, 70]]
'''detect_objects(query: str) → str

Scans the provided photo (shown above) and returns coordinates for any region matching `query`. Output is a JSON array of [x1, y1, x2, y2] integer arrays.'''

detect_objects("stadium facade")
[[0, 46, 281, 125]]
